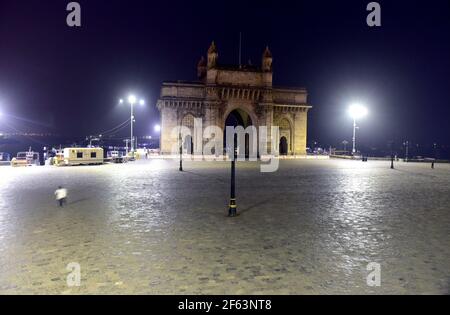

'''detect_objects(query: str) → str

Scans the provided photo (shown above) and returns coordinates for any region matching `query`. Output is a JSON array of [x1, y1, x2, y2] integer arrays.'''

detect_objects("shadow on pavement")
[[68, 198, 89, 206], [239, 198, 273, 215]]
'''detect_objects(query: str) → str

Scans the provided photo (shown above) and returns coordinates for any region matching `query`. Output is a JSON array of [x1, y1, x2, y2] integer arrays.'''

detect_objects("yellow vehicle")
[[11, 149, 40, 167], [54, 149, 65, 165], [58, 147, 104, 166]]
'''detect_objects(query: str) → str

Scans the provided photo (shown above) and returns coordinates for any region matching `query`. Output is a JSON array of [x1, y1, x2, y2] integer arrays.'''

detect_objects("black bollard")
[[179, 134, 183, 172], [390, 155, 394, 169], [179, 144, 183, 171], [228, 146, 237, 217], [431, 161, 435, 169]]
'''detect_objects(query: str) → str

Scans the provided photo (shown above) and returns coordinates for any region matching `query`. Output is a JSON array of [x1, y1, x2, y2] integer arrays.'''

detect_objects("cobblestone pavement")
[[0, 159, 449, 294]]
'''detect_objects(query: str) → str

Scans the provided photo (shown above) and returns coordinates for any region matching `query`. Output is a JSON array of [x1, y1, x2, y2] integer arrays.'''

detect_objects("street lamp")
[[120, 94, 145, 154], [228, 134, 238, 217], [179, 132, 183, 171], [403, 140, 409, 162], [348, 104, 368, 155]]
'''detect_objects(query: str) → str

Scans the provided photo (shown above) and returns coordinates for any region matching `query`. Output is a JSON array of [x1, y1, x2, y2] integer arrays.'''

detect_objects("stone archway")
[[279, 136, 288, 155], [223, 104, 258, 130], [181, 114, 195, 154], [183, 135, 193, 154], [224, 108, 254, 158], [278, 118, 292, 155]]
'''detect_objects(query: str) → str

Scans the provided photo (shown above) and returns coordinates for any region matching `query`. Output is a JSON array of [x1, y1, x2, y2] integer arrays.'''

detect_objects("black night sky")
[[0, 0, 449, 151]]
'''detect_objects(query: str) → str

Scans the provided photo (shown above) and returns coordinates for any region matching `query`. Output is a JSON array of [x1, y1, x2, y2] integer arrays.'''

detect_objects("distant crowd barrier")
[[330, 155, 450, 163], [147, 154, 330, 160]]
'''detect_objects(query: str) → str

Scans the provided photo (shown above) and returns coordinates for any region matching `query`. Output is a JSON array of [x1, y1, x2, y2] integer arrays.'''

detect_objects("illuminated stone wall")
[[157, 43, 311, 155]]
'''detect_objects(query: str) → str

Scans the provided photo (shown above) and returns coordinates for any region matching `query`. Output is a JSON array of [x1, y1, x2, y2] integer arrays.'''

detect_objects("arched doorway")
[[224, 109, 253, 158], [279, 136, 288, 155], [278, 118, 292, 155], [181, 114, 195, 155], [184, 135, 193, 154]]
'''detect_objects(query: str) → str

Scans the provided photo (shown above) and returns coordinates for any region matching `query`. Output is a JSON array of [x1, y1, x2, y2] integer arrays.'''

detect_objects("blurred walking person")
[[55, 186, 68, 207]]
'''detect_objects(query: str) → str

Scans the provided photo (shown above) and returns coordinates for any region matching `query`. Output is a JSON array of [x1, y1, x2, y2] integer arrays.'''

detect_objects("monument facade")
[[157, 42, 311, 155]]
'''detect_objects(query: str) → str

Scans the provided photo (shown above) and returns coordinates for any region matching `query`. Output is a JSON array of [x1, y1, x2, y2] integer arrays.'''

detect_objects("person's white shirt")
[[54, 188, 67, 200]]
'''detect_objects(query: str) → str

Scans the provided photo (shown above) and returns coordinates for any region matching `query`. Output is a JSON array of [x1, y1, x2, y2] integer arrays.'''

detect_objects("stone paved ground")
[[0, 159, 449, 294]]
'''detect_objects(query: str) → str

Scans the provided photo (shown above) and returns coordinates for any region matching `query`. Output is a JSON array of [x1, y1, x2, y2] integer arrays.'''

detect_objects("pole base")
[[228, 201, 237, 217]]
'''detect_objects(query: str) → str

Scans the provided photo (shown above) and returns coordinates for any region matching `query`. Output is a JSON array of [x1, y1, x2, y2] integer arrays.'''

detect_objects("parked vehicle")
[[53, 149, 65, 165], [11, 149, 40, 167], [107, 150, 128, 163], [58, 147, 104, 166]]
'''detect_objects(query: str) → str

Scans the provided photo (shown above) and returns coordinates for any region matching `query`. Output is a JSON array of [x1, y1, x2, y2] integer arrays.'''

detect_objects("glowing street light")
[[120, 94, 145, 154], [128, 94, 137, 104], [348, 104, 368, 155], [154, 124, 160, 132]]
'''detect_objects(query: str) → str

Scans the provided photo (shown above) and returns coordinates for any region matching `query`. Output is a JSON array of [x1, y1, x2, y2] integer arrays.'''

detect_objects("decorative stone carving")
[[157, 42, 312, 155]]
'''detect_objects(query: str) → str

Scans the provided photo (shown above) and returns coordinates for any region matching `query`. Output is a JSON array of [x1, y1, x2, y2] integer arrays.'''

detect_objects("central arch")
[[224, 108, 255, 158], [181, 113, 195, 154], [278, 117, 292, 155]]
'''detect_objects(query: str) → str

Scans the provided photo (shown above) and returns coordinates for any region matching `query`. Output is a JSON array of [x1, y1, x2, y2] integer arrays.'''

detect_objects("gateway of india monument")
[[157, 42, 311, 156]]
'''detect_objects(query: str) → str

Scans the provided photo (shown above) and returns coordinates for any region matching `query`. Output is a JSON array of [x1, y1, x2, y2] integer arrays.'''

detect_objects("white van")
[[61, 148, 104, 166]]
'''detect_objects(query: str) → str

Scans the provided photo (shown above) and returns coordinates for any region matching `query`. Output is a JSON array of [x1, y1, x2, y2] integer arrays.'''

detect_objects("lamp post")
[[432, 143, 437, 169], [348, 104, 368, 155], [179, 132, 183, 171], [120, 95, 145, 155], [389, 141, 395, 169], [404, 140, 409, 162], [342, 140, 348, 153], [124, 139, 129, 156], [228, 135, 237, 217]]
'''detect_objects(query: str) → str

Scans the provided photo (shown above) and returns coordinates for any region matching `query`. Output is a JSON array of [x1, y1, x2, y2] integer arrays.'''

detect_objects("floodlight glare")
[[349, 104, 368, 120], [128, 95, 137, 104], [154, 124, 161, 132]]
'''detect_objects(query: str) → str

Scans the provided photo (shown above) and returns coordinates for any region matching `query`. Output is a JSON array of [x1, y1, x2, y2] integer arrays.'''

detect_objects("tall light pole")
[[228, 134, 237, 217], [404, 140, 409, 162], [179, 132, 183, 171], [348, 104, 368, 155], [120, 95, 145, 155]]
